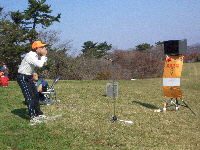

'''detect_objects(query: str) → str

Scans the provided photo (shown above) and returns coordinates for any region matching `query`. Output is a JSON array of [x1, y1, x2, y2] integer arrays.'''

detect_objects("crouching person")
[[32, 70, 53, 105], [0, 72, 9, 87]]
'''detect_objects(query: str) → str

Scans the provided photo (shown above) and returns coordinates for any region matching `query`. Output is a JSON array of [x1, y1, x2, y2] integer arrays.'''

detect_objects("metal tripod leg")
[[166, 98, 176, 105], [109, 60, 118, 124], [109, 115, 117, 124], [181, 99, 196, 115], [109, 91, 117, 124], [166, 98, 196, 115]]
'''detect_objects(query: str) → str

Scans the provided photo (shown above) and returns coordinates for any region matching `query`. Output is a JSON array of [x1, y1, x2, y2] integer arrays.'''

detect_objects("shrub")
[[95, 70, 111, 80], [184, 52, 199, 63], [39, 48, 165, 80], [112, 50, 164, 79], [66, 73, 82, 80], [196, 54, 200, 62]]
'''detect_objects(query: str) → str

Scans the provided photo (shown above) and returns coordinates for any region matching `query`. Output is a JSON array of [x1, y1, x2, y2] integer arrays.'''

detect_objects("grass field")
[[0, 63, 199, 149]]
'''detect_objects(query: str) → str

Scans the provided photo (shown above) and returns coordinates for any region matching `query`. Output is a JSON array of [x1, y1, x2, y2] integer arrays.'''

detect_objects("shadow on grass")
[[11, 108, 29, 120], [132, 101, 158, 109]]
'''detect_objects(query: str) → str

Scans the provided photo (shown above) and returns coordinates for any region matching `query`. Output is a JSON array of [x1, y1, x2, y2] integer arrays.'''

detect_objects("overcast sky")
[[1, 0, 200, 55]]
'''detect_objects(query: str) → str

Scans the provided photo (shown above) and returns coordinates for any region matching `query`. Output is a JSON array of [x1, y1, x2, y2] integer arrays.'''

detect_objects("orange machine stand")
[[163, 55, 184, 98]]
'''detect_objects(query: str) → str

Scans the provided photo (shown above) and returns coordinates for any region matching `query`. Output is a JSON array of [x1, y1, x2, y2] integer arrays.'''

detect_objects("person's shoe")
[[35, 110, 43, 116], [36, 115, 48, 120], [30, 116, 42, 123]]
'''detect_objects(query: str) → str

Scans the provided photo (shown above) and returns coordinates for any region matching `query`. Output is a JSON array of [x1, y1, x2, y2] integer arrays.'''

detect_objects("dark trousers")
[[17, 73, 43, 118]]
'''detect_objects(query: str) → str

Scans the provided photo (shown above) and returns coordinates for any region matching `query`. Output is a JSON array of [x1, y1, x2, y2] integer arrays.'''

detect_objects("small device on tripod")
[[105, 57, 133, 124], [105, 58, 117, 123]]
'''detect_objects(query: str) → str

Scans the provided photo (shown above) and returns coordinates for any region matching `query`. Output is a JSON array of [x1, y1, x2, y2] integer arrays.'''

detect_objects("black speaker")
[[164, 39, 187, 55]]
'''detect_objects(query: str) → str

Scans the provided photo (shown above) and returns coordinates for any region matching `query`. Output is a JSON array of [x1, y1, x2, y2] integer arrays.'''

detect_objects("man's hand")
[[41, 47, 47, 57], [37, 84, 42, 92]]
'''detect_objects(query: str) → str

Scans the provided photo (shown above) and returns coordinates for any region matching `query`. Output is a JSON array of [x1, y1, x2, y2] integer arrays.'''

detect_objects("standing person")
[[1, 63, 9, 77], [17, 41, 48, 123]]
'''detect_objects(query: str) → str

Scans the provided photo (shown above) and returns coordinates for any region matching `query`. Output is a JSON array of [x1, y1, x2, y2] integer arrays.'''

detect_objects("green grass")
[[0, 63, 199, 149]]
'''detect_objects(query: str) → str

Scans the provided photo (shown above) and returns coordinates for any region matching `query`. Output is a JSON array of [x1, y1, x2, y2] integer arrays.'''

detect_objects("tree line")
[[1, 0, 199, 80]]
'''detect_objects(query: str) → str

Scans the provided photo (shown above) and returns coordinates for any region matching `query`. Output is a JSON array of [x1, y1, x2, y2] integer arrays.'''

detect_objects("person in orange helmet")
[[17, 41, 48, 123]]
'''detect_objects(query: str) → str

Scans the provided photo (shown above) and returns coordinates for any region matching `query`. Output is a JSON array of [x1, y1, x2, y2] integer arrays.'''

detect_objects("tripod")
[[109, 59, 117, 123], [105, 57, 133, 124], [166, 98, 196, 115]]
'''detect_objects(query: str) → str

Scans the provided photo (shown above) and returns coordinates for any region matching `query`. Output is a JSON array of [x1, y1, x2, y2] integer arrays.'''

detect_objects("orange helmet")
[[32, 41, 46, 49]]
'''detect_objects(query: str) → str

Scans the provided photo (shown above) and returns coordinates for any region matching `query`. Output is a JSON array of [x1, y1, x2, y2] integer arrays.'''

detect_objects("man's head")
[[32, 70, 39, 82], [32, 41, 47, 56]]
